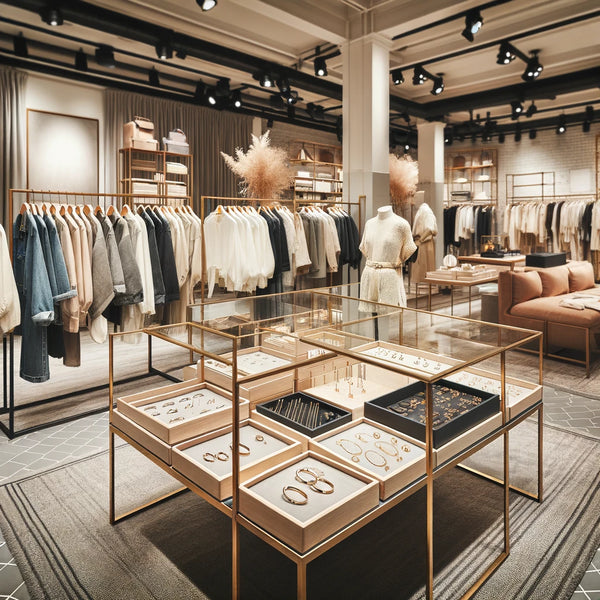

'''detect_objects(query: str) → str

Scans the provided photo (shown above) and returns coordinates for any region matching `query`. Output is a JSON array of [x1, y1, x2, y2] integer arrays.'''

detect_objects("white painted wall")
[[25, 73, 105, 191]]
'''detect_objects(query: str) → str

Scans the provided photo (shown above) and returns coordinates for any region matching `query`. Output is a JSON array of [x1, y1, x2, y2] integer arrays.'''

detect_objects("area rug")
[[0, 422, 598, 600]]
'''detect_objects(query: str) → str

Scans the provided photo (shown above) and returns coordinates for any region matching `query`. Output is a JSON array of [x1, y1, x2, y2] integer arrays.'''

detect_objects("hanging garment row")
[[12, 203, 202, 383], [443, 204, 496, 255], [503, 198, 595, 260], [203, 204, 361, 298]]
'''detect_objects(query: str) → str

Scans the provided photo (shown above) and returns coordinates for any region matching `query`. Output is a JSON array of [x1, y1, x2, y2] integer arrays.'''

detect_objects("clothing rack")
[[1, 188, 188, 439], [508, 193, 597, 204], [199, 194, 364, 303]]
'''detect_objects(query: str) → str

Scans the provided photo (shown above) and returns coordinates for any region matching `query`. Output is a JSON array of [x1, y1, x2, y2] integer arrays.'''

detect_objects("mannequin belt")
[[366, 260, 402, 269]]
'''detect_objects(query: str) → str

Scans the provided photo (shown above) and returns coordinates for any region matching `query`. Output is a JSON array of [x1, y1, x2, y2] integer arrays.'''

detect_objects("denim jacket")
[[13, 213, 55, 382]]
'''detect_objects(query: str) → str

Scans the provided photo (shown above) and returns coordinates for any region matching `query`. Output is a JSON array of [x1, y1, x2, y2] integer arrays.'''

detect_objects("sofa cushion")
[[538, 266, 569, 297], [512, 271, 542, 305], [511, 296, 600, 328], [568, 262, 595, 292]]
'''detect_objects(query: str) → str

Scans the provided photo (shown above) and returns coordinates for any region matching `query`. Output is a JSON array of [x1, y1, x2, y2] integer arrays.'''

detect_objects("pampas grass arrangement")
[[221, 130, 293, 199], [389, 154, 419, 211]]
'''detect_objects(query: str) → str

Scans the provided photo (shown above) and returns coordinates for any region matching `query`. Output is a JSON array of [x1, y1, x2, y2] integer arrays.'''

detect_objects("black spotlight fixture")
[[444, 127, 453, 145], [314, 55, 327, 77], [287, 104, 296, 119], [148, 68, 160, 87], [525, 101, 538, 118], [522, 51, 543, 82], [276, 77, 290, 94], [231, 89, 242, 109], [306, 103, 316, 118], [194, 80, 207, 102], [266, 117, 274, 128], [583, 121, 591, 133], [496, 41, 516, 65], [498, 132, 505, 144], [412, 65, 428, 85], [314, 105, 325, 120], [13, 33, 28, 57], [74, 48, 88, 71], [176, 49, 187, 60], [155, 40, 173, 60], [514, 124, 522, 142], [206, 87, 218, 105], [511, 101, 523, 119], [95, 44, 115, 68], [431, 75, 444, 96], [585, 105, 594, 121], [196, 0, 217, 11], [391, 68, 404, 85], [283, 90, 299, 105], [215, 77, 230, 97], [529, 129, 537, 140], [462, 8, 483, 42], [269, 94, 284, 109], [556, 114, 566, 134], [40, 3, 63, 26], [259, 72, 273, 88]]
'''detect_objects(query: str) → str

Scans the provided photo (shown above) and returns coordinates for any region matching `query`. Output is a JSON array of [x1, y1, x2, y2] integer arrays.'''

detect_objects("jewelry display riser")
[[310, 418, 426, 500], [238, 450, 379, 553], [172, 419, 302, 500], [364, 379, 500, 448], [203, 346, 295, 393], [116, 380, 249, 445]]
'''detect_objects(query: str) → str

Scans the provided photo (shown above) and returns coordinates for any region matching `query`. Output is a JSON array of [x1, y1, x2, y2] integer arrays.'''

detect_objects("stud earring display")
[[255, 434, 265, 443], [401, 444, 411, 453], [282, 485, 308, 505]]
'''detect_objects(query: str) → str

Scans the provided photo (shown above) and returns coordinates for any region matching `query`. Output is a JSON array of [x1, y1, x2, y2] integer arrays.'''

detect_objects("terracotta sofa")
[[498, 262, 600, 376]]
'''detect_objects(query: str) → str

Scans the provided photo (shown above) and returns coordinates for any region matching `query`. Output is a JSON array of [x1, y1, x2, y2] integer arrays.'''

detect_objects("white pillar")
[[342, 33, 391, 222], [417, 121, 445, 268]]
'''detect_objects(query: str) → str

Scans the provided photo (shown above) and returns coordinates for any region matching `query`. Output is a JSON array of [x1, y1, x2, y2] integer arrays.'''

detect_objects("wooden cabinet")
[[445, 148, 497, 205], [288, 140, 342, 201], [118, 147, 193, 206]]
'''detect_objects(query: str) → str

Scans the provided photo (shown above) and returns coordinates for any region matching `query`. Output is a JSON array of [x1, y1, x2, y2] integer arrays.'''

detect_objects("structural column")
[[341, 34, 391, 222], [417, 121, 445, 268]]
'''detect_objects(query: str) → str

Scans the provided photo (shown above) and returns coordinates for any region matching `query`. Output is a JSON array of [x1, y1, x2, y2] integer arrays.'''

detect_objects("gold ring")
[[216, 451, 229, 461], [282, 486, 308, 505], [295, 467, 319, 485], [309, 478, 334, 494], [229, 443, 251, 456], [203, 452, 216, 462]]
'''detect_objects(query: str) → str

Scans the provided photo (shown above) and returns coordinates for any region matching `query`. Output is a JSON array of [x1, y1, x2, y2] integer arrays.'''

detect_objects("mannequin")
[[359, 205, 417, 308], [410, 202, 438, 283]]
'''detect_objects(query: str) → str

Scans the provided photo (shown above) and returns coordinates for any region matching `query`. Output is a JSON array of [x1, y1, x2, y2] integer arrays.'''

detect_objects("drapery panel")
[[104, 89, 253, 209], [0, 66, 27, 233]]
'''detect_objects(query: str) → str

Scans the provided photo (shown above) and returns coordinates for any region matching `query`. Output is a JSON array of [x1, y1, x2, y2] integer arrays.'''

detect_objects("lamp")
[[511, 101, 523, 119], [95, 45, 115, 68], [74, 48, 88, 71], [412, 65, 428, 85], [556, 114, 566, 134], [314, 56, 327, 77], [231, 89, 242, 108], [462, 8, 483, 42], [207, 87, 217, 105], [525, 101, 538, 118], [431, 75, 444, 95], [522, 51, 543, 82], [496, 41, 516, 65], [40, 4, 63, 26], [196, 0, 217, 11], [391, 68, 404, 85], [259, 72, 273, 88], [155, 40, 173, 60], [514, 124, 522, 142], [276, 77, 290, 93]]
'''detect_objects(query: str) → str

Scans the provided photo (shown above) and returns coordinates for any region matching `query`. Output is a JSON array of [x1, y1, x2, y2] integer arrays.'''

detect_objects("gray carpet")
[[0, 421, 598, 600]]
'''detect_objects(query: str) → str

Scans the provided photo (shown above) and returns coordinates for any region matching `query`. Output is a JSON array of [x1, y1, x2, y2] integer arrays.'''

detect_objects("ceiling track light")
[[148, 67, 160, 87], [582, 121, 591, 133], [496, 41, 517, 65], [40, 4, 63, 26], [266, 117, 274, 128], [74, 48, 88, 71], [412, 65, 428, 85], [431, 74, 444, 96], [155, 40, 173, 60], [529, 129, 537, 140], [276, 77, 290, 93], [391, 68, 404, 85], [197, 0, 217, 11], [511, 100, 523, 119], [515, 124, 522, 142], [411, 66, 444, 94], [462, 8, 483, 42], [556, 114, 566, 134], [283, 89, 299, 105], [215, 77, 230, 97], [444, 127, 453, 145], [314, 55, 327, 77], [525, 101, 538, 118], [231, 89, 242, 109], [585, 105, 594, 121], [522, 50, 543, 82], [498, 132, 505, 144], [13, 33, 28, 57], [287, 105, 296, 119], [95, 44, 115, 68], [259, 72, 273, 88], [194, 80, 206, 101]]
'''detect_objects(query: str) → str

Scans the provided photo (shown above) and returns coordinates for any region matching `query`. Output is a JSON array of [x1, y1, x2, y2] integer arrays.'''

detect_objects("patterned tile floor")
[[0, 388, 598, 599]]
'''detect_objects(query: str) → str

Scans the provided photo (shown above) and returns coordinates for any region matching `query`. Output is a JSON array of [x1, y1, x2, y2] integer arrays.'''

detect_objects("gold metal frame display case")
[[108, 289, 543, 600]]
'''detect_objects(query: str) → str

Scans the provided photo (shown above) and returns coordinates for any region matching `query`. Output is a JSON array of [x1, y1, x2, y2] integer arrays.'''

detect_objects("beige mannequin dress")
[[359, 207, 417, 308], [410, 202, 438, 283]]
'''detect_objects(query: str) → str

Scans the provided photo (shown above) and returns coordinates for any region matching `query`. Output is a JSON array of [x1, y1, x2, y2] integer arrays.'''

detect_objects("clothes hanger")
[[121, 204, 131, 216]]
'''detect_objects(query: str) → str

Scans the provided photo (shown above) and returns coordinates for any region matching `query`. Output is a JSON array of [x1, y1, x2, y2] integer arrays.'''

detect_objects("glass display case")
[[108, 287, 543, 600]]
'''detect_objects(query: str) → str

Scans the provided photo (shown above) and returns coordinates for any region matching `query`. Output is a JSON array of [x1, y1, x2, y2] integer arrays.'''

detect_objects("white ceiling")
[[0, 0, 598, 131]]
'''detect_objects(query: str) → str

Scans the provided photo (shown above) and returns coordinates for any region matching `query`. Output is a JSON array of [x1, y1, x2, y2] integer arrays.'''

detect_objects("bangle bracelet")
[[282, 485, 308, 505], [216, 451, 229, 461], [309, 478, 334, 494], [229, 443, 251, 456], [365, 449, 389, 471], [295, 467, 319, 485], [203, 452, 216, 462], [336, 438, 362, 463], [375, 440, 401, 462]]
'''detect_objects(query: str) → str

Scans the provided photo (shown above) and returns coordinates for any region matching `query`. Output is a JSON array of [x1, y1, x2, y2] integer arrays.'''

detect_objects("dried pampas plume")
[[221, 130, 293, 199], [389, 154, 419, 210]]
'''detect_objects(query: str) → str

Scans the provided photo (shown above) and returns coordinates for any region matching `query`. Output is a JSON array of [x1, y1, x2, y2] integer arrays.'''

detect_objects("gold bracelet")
[[336, 438, 363, 462], [203, 452, 216, 462], [282, 485, 308, 505], [365, 449, 389, 471], [375, 440, 401, 462], [229, 443, 251, 456], [309, 478, 334, 494], [216, 451, 229, 461]]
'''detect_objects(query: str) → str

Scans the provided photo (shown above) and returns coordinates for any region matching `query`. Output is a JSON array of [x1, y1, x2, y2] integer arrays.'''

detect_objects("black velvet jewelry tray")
[[364, 379, 499, 448], [256, 392, 351, 438]]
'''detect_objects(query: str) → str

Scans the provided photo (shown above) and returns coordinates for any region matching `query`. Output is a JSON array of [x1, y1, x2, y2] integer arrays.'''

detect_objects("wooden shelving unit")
[[445, 147, 498, 205], [118, 147, 193, 206], [288, 140, 343, 201]]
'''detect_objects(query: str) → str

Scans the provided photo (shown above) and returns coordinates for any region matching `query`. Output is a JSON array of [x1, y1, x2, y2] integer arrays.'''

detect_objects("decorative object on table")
[[480, 234, 506, 258], [256, 392, 351, 437], [220, 130, 293, 198], [364, 379, 500, 448], [525, 252, 567, 268], [389, 153, 418, 212]]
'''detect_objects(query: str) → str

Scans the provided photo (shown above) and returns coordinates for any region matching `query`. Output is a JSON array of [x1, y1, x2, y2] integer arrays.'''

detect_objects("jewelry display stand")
[[108, 288, 544, 600]]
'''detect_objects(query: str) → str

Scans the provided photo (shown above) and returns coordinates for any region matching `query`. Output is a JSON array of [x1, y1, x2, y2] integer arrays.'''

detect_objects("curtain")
[[104, 89, 253, 210], [0, 66, 27, 233]]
